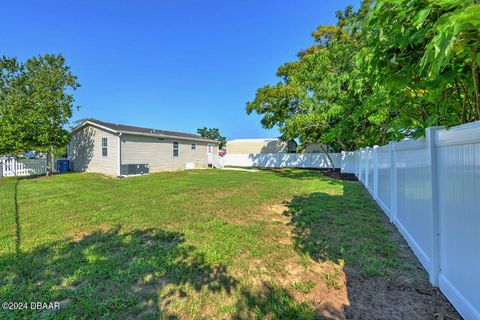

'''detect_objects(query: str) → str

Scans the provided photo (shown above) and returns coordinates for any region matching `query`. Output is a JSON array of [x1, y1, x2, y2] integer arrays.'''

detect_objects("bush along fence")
[[341, 121, 480, 320]]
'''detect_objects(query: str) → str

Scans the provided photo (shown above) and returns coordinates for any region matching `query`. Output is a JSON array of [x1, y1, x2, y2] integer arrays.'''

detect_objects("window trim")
[[101, 137, 108, 157], [191, 143, 196, 150], [173, 141, 179, 157]]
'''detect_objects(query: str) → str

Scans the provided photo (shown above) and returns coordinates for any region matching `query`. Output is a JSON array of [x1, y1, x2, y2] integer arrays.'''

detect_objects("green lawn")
[[0, 169, 405, 319]]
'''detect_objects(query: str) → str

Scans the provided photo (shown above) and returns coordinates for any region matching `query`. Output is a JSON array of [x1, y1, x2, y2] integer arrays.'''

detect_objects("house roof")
[[72, 119, 219, 143]]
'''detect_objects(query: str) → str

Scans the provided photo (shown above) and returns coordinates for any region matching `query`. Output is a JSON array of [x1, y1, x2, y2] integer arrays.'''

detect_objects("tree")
[[0, 54, 80, 174], [246, 2, 386, 153], [365, 0, 480, 136], [197, 127, 226, 149], [247, 0, 480, 151]]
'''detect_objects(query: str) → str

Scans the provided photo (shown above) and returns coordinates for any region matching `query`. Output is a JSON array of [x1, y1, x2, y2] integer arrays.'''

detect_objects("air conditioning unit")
[[120, 164, 149, 175]]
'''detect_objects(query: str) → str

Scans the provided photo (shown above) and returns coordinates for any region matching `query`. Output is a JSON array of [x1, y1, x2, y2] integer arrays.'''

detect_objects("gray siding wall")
[[120, 134, 218, 172], [304, 143, 330, 153], [69, 126, 119, 176]]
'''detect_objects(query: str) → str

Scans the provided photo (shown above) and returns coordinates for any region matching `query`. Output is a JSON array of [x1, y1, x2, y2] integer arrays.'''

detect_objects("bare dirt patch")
[[341, 215, 461, 320], [72, 223, 112, 242], [343, 266, 460, 320], [320, 169, 358, 181]]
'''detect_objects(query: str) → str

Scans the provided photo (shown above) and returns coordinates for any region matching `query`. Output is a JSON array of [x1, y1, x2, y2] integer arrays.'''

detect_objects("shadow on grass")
[[281, 183, 404, 319], [281, 181, 459, 319], [2, 169, 331, 319], [283, 185, 399, 275], [233, 283, 321, 320], [0, 224, 322, 319], [4, 170, 450, 319], [0, 227, 239, 319]]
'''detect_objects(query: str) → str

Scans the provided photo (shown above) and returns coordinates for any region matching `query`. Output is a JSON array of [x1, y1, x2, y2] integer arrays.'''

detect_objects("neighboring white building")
[[69, 119, 220, 176], [303, 143, 334, 153], [226, 138, 297, 154]]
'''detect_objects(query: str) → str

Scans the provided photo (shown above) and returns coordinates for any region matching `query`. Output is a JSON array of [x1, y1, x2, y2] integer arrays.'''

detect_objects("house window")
[[173, 141, 179, 157], [191, 143, 196, 150], [101, 138, 108, 157]]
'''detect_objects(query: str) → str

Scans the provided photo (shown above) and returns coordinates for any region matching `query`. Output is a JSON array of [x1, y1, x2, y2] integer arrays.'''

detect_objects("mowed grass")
[[0, 169, 406, 319]]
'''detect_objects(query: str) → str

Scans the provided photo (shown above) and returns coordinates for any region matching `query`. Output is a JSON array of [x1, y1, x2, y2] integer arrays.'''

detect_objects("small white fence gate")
[[0, 158, 47, 177], [341, 121, 480, 320], [212, 155, 224, 169]]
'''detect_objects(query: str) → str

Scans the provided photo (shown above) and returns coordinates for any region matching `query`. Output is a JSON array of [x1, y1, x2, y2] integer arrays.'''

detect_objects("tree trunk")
[[319, 144, 335, 170], [472, 48, 480, 120], [335, 136, 347, 152], [46, 147, 54, 176]]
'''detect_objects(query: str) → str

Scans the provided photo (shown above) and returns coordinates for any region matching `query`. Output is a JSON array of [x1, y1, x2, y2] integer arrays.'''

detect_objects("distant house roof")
[[72, 119, 219, 143]]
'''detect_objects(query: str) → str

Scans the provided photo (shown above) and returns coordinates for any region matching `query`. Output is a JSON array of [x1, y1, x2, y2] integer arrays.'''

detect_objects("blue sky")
[[2, 0, 358, 139]]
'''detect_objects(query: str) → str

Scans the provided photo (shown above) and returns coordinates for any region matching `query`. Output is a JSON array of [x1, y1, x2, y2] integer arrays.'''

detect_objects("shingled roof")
[[74, 119, 219, 143]]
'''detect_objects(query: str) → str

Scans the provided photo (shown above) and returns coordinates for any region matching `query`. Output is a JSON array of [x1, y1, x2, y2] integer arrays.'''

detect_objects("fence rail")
[[0, 158, 48, 177], [341, 121, 480, 320]]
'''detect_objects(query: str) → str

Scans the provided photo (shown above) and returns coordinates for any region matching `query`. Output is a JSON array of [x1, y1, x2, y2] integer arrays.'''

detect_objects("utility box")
[[120, 164, 149, 175]]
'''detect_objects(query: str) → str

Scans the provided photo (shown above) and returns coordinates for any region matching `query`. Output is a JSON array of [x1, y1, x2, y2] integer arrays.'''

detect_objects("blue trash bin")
[[56, 159, 70, 173]]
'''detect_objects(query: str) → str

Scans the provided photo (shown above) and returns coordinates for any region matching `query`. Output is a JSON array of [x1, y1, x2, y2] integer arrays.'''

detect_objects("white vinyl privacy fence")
[[0, 158, 47, 177], [223, 152, 353, 170], [341, 121, 480, 320]]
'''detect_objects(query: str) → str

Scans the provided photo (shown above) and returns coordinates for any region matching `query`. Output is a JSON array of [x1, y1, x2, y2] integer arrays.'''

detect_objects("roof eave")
[[70, 120, 119, 135], [71, 121, 218, 143], [117, 130, 220, 143]]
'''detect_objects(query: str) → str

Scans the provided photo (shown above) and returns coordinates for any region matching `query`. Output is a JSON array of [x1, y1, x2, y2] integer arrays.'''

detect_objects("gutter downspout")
[[118, 133, 122, 176]]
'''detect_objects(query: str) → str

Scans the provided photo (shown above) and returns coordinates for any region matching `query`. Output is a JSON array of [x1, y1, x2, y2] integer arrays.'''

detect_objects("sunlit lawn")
[[0, 169, 403, 319]]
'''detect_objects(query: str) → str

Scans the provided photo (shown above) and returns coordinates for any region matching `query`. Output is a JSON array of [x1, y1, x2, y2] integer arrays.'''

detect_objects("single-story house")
[[69, 119, 220, 176], [226, 138, 297, 154]]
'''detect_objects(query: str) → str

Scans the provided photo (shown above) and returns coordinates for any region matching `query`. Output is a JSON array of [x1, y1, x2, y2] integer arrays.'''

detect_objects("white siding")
[[120, 134, 218, 172], [69, 126, 119, 176]]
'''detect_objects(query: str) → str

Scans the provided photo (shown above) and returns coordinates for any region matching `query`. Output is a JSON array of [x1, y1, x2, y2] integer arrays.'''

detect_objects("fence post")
[[373, 145, 379, 200], [360, 148, 364, 182], [353, 151, 357, 177], [365, 147, 369, 187], [426, 126, 443, 287], [360, 149, 363, 180], [356, 149, 362, 180], [389, 141, 396, 223], [355, 151, 359, 178]]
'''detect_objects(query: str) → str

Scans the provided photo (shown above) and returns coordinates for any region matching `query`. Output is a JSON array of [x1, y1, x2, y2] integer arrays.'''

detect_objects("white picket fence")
[[0, 158, 47, 177], [341, 121, 480, 320], [223, 152, 351, 170]]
